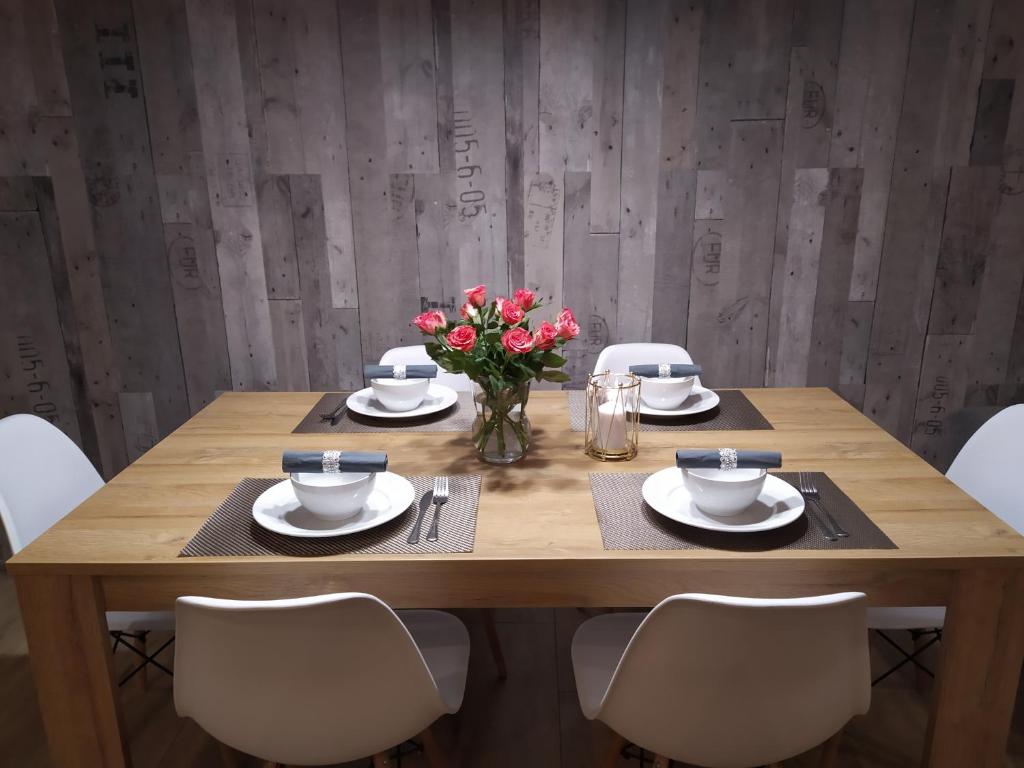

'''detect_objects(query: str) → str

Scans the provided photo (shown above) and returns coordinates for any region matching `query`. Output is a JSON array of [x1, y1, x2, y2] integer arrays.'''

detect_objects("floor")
[[2, 571, 1023, 767]]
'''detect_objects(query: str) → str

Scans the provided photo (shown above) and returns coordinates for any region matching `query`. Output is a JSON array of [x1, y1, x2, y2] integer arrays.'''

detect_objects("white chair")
[[174, 592, 469, 767], [380, 344, 472, 393], [593, 342, 703, 389], [0, 414, 175, 685], [867, 404, 1024, 684], [572, 592, 870, 768]]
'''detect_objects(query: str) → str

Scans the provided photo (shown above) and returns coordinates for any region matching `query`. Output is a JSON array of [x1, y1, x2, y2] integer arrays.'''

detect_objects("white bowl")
[[370, 377, 430, 412], [681, 467, 767, 517], [290, 472, 377, 520], [640, 376, 695, 410]]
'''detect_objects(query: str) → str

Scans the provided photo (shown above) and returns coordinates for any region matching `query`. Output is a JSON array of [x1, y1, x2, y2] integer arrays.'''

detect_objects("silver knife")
[[407, 489, 434, 544]]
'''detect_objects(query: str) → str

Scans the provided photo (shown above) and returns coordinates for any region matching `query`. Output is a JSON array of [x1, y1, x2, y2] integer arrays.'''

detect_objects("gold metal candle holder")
[[584, 371, 641, 461]]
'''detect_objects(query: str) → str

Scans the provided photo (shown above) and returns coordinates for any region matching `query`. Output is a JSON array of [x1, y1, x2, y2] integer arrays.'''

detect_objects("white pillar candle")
[[596, 398, 628, 452]]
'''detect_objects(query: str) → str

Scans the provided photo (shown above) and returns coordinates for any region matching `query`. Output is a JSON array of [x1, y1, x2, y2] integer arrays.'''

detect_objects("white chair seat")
[[571, 612, 645, 719], [867, 606, 945, 631], [107, 610, 176, 633], [398, 609, 471, 712]]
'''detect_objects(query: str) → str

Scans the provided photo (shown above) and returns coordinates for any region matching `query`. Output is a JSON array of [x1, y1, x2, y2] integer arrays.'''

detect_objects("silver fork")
[[799, 472, 848, 538], [426, 476, 448, 542]]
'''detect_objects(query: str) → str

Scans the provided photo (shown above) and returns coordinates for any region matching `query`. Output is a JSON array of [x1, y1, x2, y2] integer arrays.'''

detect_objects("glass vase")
[[472, 383, 532, 464]]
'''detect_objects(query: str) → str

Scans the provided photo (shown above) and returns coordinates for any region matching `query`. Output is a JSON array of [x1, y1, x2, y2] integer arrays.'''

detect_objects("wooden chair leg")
[[138, 632, 149, 691], [602, 732, 626, 768], [372, 753, 391, 768], [421, 726, 445, 768], [818, 730, 843, 768], [481, 608, 508, 680]]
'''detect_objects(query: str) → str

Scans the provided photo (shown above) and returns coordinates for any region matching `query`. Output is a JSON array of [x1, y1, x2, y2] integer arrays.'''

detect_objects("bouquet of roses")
[[412, 284, 580, 392], [411, 284, 580, 461]]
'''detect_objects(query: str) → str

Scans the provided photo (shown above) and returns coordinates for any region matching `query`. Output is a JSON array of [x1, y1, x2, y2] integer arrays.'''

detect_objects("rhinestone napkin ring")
[[321, 450, 342, 473], [658, 363, 672, 378], [719, 448, 738, 471], [393, 364, 407, 380]]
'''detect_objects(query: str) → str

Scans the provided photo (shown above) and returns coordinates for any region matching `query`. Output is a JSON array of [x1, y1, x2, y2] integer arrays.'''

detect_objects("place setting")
[[293, 363, 475, 434], [589, 448, 895, 551], [180, 449, 481, 557], [568, 361, 772, 433]]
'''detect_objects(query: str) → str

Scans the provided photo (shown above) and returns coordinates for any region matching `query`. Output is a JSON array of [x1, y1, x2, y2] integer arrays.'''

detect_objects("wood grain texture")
[[1, 0, 1023, 480]]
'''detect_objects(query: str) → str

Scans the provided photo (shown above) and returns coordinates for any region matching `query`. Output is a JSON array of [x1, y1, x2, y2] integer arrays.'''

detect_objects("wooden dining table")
[[7, 388, 1024, 767]]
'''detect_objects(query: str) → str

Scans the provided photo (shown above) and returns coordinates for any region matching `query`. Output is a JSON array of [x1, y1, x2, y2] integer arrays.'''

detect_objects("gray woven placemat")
[[589, 471, 895, 551], [180, 475, 480, 557], [567, 389, 772, 432], [293, 392, 476, 433]]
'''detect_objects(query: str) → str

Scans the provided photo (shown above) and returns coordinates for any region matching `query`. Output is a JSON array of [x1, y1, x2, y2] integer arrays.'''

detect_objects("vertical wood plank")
[[0, 176, 37, 210], [863, 167, 951, 441], [687, 120, 784, 387], [831, 0, 914, 302], [134, 0, 232, 414], [524, 173, 564, 309], [22, 0, 71, 117], [563, 171, 618, 386], [839, 300, 874, 408], [651, 169, 696, 344], [56, 0, 191, 434], [911, 334, 974, 468], [694, 169, 725, 219], [256, 174, 301, 299], [766, 0, 843, 383], [287, 0, 360, 309], [37, 117, 127, 475], [504, 0, 540, 288], [341, 0, 422, 361], [414, 172, 462, 312], [432, 0, 456, 173], [186, 0, 278, 390], [252, 0, 305, 173], [449, 0, 509, 294], [380, 0, 440, 174], [117, 391, 159, 462], [806, 168, 864, 390], [772, 168, 830, 387], [589, 0, 625, 233], [0, 212, 81, 444], [928, 166, 1002, 335], [538, 0, 593, 173], [616, 0, 666, 343], [269, 298, 310, 391], [289, 174, 363, 390], [970, 79, 1015, 166], [658, 0, 701, 173], [694, 0, 792, 170]]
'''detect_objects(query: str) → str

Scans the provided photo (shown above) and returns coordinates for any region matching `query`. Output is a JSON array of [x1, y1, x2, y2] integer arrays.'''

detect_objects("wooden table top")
[[8, 388, 1024, 581]]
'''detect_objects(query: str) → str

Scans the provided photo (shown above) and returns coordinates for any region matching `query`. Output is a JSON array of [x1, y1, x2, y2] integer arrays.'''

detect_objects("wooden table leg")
[[924, 567, 1024, 767], [14, 574, 131, 767]]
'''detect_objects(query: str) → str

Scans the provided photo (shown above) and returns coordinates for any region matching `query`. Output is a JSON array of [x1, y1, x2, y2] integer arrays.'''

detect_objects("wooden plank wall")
[[1, 0, 1023, 478]]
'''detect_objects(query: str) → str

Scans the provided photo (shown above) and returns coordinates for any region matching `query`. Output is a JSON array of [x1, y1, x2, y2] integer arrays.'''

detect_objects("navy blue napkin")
[[282, 450, 388, 474], [675, 449, 781, 469], [629, 363, 702, 378], [364, 364, 437, 379]]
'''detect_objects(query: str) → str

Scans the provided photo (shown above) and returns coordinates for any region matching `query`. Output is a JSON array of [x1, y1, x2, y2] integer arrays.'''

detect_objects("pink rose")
[[446, 324, 477, 352], [533, 321, 558, 351], [464, 284, 487, 308], [501, 327, 533, 355], [413, 309, 447, 334], [500, 299, 525, 325], [459, 302, 478, 321], [555, 307, 580, 340], [513, 288, 536, 310]]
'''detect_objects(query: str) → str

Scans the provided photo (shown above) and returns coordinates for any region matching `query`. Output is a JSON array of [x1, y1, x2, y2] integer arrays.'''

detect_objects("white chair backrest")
[[946, 404, 1024, 534], [598, 592, 869, 767], [174, 593, 449, 765], [0, 414, 103, 554], [593, 343, 694, 374], [380, 345, 472, 393]]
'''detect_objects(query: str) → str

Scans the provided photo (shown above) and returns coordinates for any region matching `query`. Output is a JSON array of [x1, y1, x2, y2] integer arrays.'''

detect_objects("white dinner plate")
[[632, 384, 720, 418], [346, 383, 459, 419], [252, 472, 416, 538], [641, 467, 805, 533]]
